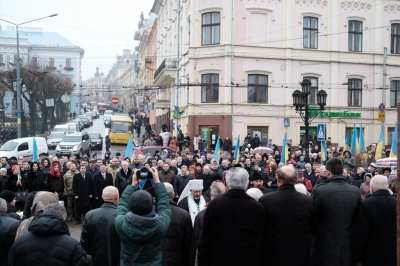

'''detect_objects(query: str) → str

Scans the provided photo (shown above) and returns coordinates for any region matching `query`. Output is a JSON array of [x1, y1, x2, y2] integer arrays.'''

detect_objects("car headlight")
[[72, 145, 79, 150], [55, 145, 60, 150], [97, 141, 101, 144]]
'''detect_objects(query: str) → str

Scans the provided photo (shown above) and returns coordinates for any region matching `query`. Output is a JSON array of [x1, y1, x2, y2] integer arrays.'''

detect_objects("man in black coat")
[[162, 182, 193, 266], [310, 157, 361, 266], [0, 198, 20, 266], [259, 166, 314, 266], [92, 165, 114, 209], [73, 165, 93, 224], [8, 203, 92, 265], [197, 167, 265, 266], [352, 174, 396, 266], [173, 166, 193, 200], [81, 186, 120, 266], [115, 161, 133, 196]]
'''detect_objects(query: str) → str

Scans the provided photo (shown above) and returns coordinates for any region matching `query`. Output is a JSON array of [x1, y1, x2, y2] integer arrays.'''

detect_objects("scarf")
[[187, 194, 206, 226], [49, 167, 60, 178]]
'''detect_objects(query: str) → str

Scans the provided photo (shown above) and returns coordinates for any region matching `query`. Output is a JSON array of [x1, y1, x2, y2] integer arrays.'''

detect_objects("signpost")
[[317, 124, 326, 141], [284, 117, 290, 127], [111, 96, 119, 105], [378, 103, 385, 122]]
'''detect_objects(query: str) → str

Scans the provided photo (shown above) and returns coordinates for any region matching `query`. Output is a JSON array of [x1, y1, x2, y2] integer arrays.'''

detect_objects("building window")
[[248, 74, 268, 103], [49, 58, 55, 68], [31, 57, 38, 67], [348, 20, 363, 52], [247, 127, 269, 146], [303, 77, 318, 105], [303, 17, 318, 49], [202, 12, 220, 45], [390, 80, 400, 108], [391, 23, 400, 54], [66, 58, 72, 68], [201, 74, 219, 103], [348, 79, 362, 107]]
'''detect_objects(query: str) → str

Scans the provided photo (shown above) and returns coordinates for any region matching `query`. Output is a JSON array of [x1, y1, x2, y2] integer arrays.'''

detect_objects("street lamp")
[[0, 14, 58, 138], [292, 79, 328, 162]]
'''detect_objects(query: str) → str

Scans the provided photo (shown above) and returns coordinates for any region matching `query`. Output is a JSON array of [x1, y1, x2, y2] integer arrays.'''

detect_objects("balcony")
[[155, 99, 171, 109], [153, 58, 177, 87]]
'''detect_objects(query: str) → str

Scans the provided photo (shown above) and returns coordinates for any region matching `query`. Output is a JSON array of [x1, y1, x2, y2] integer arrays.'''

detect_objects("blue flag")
[[213, 136, 221, 162], [280, 132, 288, 164], [390, 123, 397, 158], [359, 123, 366, 154], [233, 135, 240, 162], [32, 137, 39, 162], [124, 134, 134, 161], [350, 124, 358, 156]]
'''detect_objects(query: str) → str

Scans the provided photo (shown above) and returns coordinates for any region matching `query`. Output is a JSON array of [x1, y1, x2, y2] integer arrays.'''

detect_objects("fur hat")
[[252, 171, 264, 181], [129, 190, 153, 215]]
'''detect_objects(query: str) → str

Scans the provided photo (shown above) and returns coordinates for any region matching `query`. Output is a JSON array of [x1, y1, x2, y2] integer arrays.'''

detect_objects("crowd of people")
[[0, 131, 397, 265]]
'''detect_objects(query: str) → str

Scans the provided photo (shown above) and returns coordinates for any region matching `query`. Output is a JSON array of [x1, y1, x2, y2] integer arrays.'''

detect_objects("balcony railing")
[[154, 58, 177, 80]]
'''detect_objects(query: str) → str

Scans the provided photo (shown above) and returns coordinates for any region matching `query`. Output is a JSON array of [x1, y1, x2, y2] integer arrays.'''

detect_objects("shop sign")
[[309, 106, 361, 118]]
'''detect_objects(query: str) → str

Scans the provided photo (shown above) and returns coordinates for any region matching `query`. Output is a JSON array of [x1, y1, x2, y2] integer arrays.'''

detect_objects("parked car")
[[71, 119, 84, 131], [0, 137, 49, 161], [84, 113, 94, 126], [133, 146, 175, 157], [103, 110, 113, 127], [88, 132, 103, 150], [106, 105, 123, 113], [85, 111, 98, 119], [47, 131, 66, 149], [78, 115, 91, 128], [52, 124, 70, 133], [91, 109, 99, 119], [55, 132, 91, 158]]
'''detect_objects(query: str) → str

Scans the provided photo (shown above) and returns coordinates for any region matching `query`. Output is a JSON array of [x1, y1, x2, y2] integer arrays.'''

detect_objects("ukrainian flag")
[[343, 132, 349, 153], [375, 122, 385, 160], [213, 136, 221, 162], [280, 132, 288, 164], [233, 135, 240, 162], [350, 124, 358, 156], [359, 123, 366, 154], [32, 137, 39, 162], [321, 140, 327, 162], [390, 122, 397, 158], [124, 134, 134, 161]]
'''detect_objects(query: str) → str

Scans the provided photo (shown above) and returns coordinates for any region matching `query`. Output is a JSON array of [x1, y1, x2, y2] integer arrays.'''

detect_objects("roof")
[[0, 29, 82, 49]]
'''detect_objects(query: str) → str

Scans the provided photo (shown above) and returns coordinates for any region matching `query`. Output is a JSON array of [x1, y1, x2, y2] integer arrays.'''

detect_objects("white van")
[[53, 124, 70, 133], [0, 137, 48, 161]]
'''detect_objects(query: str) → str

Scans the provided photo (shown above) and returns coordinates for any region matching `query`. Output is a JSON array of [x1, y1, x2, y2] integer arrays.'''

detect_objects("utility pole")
[[382, 47, 387, 105]]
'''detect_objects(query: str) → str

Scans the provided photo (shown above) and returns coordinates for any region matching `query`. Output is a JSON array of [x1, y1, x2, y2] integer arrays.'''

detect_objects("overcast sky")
[[0, 0, 154, 80]]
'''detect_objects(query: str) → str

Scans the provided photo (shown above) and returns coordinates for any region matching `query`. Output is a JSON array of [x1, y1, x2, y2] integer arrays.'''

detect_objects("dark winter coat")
[[47, 174, 64, 200], [25, 170, 45, 192], [259, 184, 314, 266], [6, 174, 19, 193], [173, 174, 193, 196], [81, 202, 120, 266], [92, 172, 114, 204], [158, 170, 175, 184], [222, 138, 232, 151], [352, 189, 396, 266], [310, 175, 361, 266], [115, 184, 171, 266], [115, 168, 133, 196], [0, 212, 19, 266], [252, 136, 261, 148], [197, 189, 265, 266], [8, 213, 92, 266], [161, 201, 193, 266], [73, 173, 93, 208]]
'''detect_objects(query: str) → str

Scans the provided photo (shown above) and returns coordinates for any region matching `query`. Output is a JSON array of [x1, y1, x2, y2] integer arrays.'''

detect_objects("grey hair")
[[0, 198, 7, 212], [164, 182, 174, 197], [102, 186, 119, 201], [181, 165, 188, 170], [210, 183, 226, 198], [370, 175, 389, 191], [246, 188, 263, 201], [43, 203, 67, 220], [225, 167, 249, 190], [0, 168, 7, 174]]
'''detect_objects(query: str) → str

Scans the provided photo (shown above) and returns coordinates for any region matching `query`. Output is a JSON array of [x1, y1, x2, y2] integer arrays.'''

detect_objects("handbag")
[[15, 189, 28, 203]]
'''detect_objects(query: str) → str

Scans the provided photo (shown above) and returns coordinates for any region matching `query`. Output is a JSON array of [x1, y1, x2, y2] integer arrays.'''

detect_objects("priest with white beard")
[[177, 179, 208, 226]]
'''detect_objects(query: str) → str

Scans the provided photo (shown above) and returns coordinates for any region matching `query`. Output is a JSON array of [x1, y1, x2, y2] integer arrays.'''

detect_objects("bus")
[[109, 115, 134, 144], [97, 102, 107, 114]]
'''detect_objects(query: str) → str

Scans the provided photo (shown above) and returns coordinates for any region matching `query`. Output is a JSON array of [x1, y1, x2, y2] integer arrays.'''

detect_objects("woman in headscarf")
[[25, 162, 45, 193], [46, 161, 64, 201]]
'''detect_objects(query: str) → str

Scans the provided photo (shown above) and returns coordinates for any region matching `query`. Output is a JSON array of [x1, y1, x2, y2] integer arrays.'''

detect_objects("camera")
[[136, 167, 153, 179]]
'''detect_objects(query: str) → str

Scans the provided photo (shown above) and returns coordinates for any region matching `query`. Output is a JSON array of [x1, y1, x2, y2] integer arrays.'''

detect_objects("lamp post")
[[292, 79, 327, 162], [0, 14, 57, 138]]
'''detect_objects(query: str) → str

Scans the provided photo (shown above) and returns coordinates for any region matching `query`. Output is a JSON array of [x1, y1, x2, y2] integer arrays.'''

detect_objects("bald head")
[[102, 186, 119, 204], [370, 175, 389, 194], [276, 165, 298, 186]]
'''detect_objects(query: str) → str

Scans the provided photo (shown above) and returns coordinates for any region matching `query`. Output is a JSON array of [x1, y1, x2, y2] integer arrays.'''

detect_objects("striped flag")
[[375, 122, 385, 160], [280, 132, 288, 164], [124, 134, 134, 161], [321, 140, 328, 162], [233, 135, 240, 162], [350, 124, 358, 156], [359, 123, 366, 154], [213, 136, 221, 162], [390, 122, 397, 158]]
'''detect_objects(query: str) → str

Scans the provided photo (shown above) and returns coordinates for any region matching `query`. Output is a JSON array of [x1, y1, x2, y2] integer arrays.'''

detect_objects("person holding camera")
[[115, 167, 171, 266]]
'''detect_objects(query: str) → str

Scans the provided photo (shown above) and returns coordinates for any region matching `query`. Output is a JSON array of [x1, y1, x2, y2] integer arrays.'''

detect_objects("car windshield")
[[110, 121, 133, 133], [49, 132, 65, 138], [53, 127, 68, 132], [62, 136, 82, 142], [0, 142, 18, 151], [89, 133, 100, 139], [78, 116, 88, 121]]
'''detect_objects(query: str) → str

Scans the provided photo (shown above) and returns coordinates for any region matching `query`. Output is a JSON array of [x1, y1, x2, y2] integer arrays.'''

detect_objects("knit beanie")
[[0, 190, 16, 203], [129, 190, 153, 215]]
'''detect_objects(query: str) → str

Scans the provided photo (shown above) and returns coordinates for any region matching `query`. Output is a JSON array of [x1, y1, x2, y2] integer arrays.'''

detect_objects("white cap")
[[177, 179, 204, 204]]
